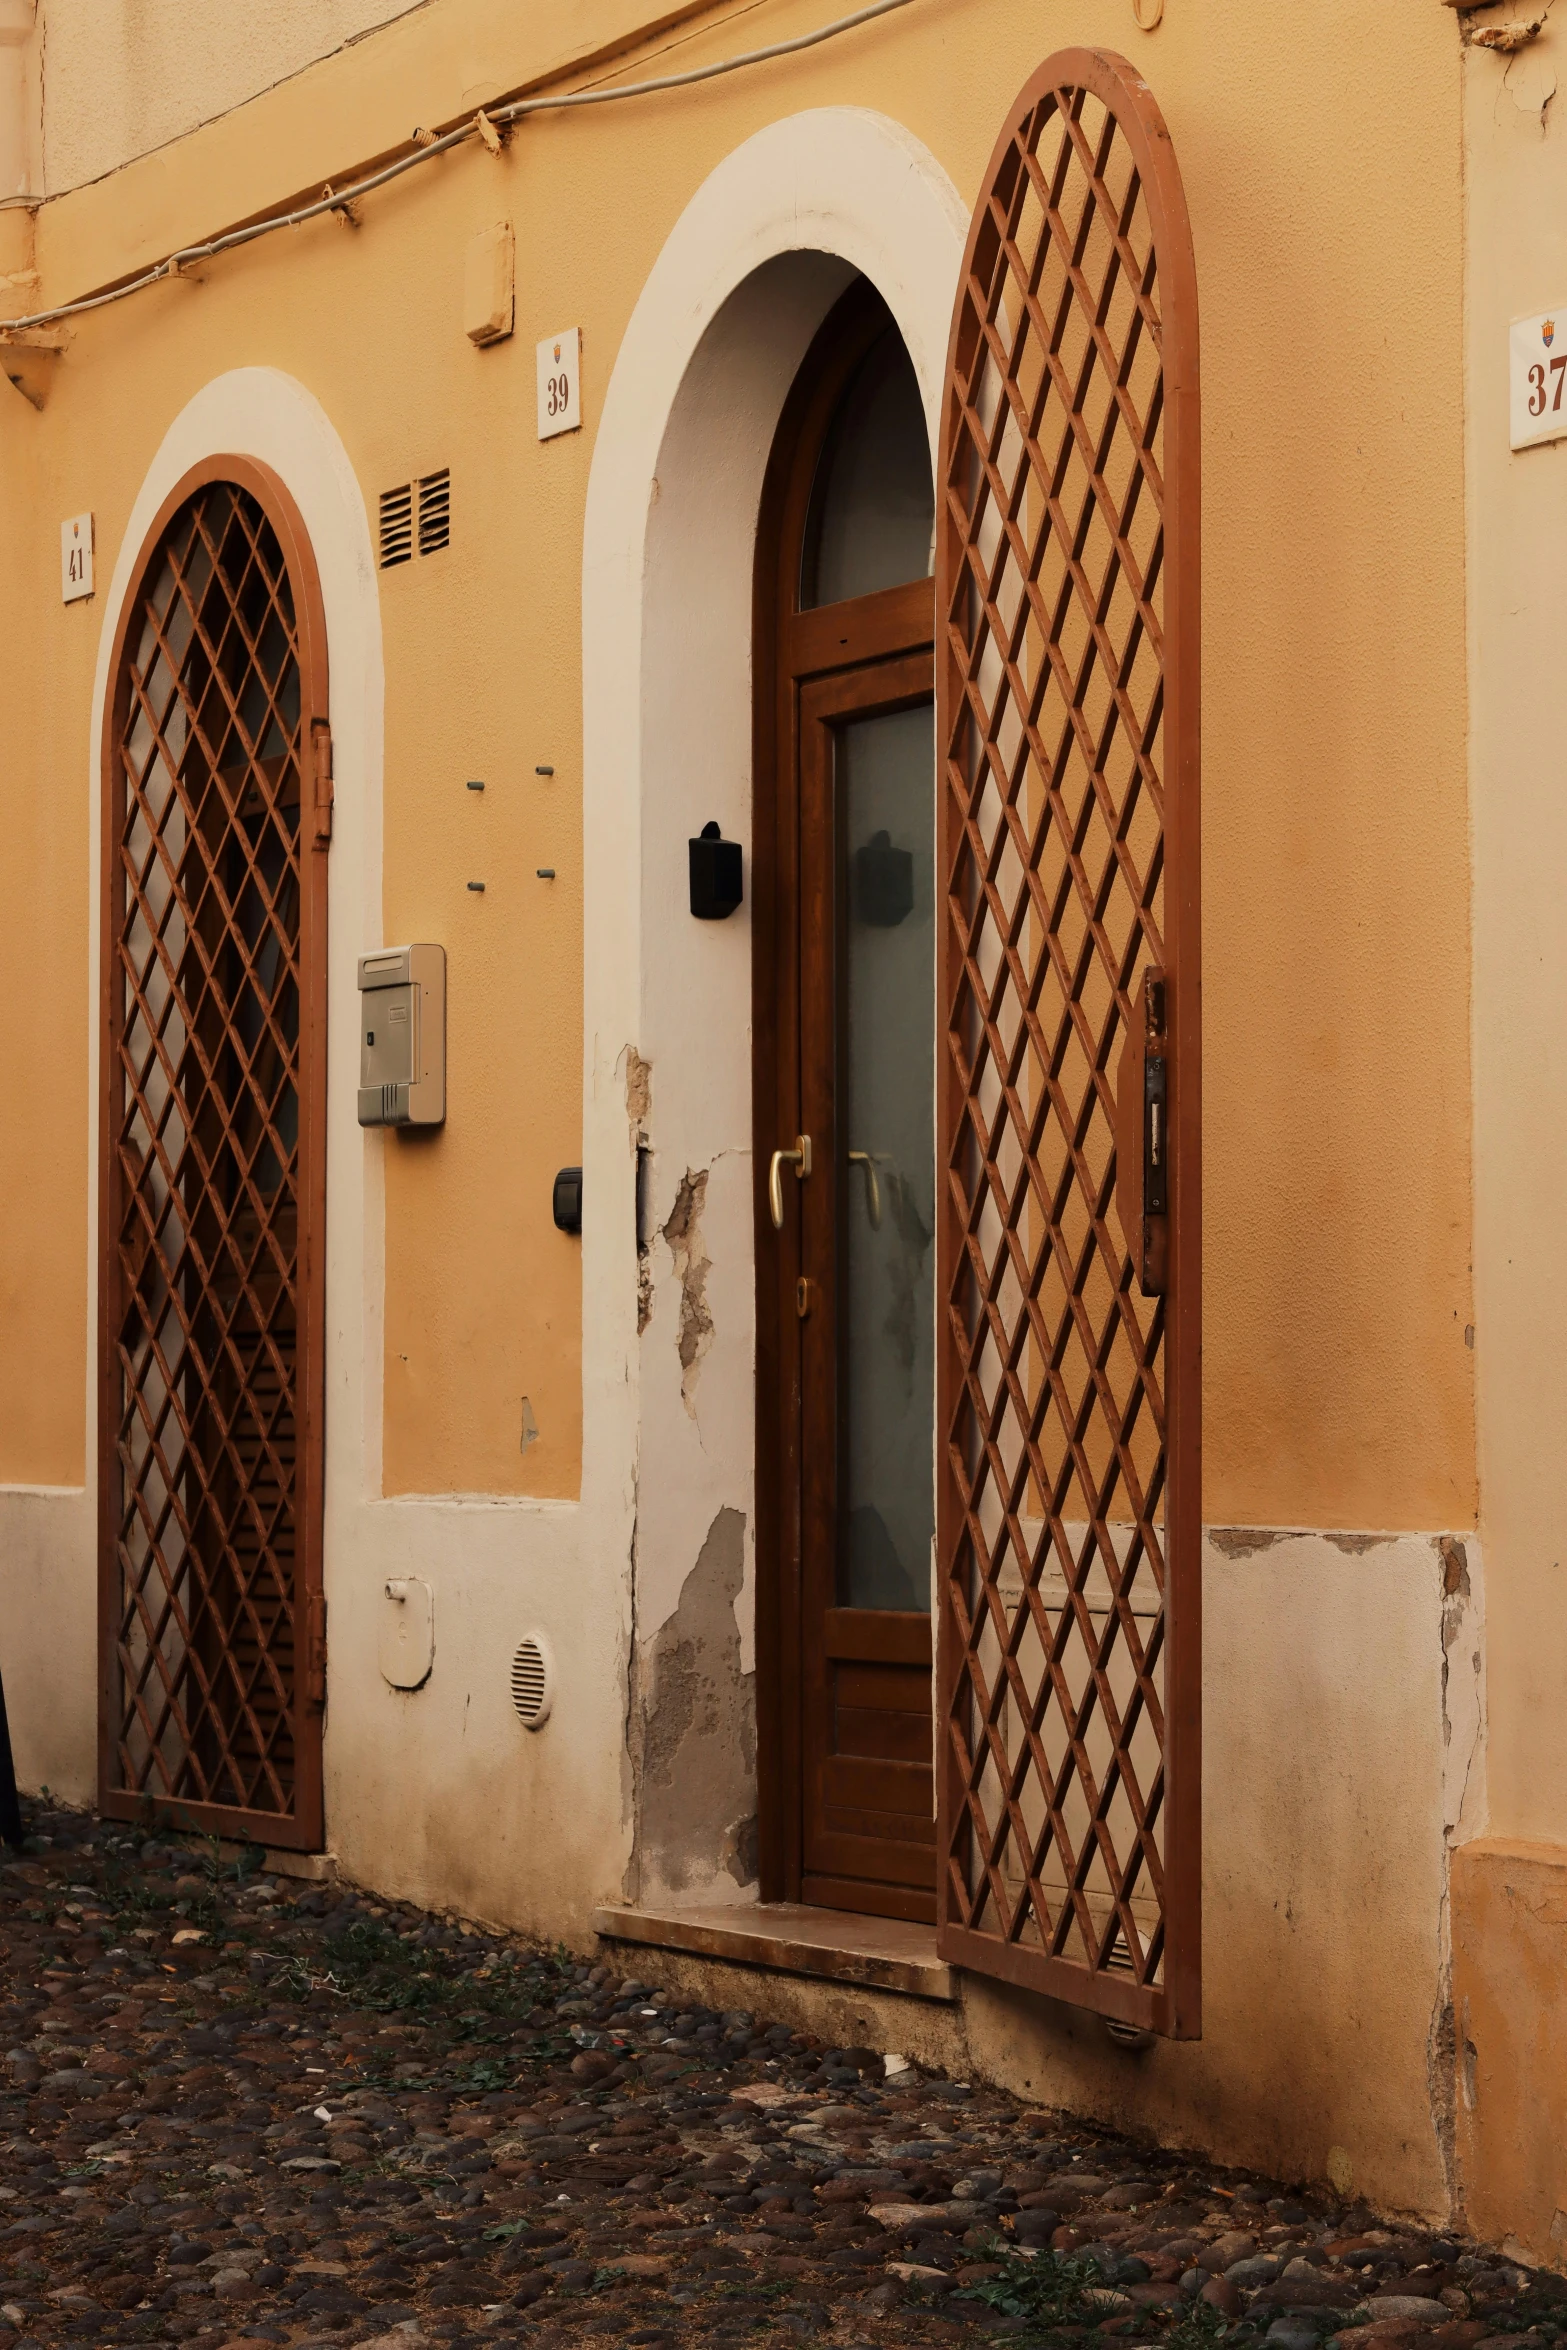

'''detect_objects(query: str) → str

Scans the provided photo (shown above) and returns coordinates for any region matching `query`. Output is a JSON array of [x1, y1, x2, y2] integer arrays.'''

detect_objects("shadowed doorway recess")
[[755, 282, 939, 1924], [98, 457, 331, 1851]]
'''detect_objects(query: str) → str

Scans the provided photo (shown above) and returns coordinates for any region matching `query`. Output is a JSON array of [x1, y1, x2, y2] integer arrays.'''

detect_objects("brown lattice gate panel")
[[98, 458, 330, 1850], [935, 49, 1201, 2036]]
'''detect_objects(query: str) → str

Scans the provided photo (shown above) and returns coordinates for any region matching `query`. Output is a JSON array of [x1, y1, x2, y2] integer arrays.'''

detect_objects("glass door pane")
[[838, 699, 936, 1609]]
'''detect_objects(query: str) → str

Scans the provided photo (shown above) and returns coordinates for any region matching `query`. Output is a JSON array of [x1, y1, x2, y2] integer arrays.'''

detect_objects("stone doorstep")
[[592, 1900, 957, 2003], [205, 1839, 339, 1884]]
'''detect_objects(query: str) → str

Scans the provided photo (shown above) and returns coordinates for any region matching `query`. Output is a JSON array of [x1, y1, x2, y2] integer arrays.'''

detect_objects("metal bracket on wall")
[[0, 326, 65, 409]]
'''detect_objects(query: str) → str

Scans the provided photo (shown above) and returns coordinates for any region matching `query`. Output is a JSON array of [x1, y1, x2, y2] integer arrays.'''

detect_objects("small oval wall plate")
[[379, 1576, 434, 1690]]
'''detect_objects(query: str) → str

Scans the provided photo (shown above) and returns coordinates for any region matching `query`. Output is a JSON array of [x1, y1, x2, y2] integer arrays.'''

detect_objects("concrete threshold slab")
[[592, 1900, 957, 2003], [179, 1834, 338, 1884]]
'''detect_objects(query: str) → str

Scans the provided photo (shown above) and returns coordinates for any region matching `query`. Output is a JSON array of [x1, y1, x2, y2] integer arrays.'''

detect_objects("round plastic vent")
[[511, 1634, 553, 1730]]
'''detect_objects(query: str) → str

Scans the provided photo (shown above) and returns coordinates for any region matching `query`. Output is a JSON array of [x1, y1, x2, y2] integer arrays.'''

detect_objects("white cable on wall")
[[1, 0, 921, 336]]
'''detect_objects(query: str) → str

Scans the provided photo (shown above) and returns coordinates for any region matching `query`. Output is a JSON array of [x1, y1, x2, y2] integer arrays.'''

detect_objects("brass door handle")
[[848, 1150, 882, 1230], [768, 1134, 812, 1229]]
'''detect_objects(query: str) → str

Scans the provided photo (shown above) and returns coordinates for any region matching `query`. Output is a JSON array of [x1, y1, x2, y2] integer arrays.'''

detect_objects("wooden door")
[[98, 458, 330, 1851], [755, 287, 940, 1921]]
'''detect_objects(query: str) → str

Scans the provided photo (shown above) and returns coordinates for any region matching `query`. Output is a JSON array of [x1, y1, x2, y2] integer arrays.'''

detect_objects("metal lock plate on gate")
[[357, 943, 446, 1128], [1115, 968, 1169, 1296]]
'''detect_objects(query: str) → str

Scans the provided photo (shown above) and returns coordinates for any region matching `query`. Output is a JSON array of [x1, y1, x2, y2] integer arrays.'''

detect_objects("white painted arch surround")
[[581, 109, 967, 1902]]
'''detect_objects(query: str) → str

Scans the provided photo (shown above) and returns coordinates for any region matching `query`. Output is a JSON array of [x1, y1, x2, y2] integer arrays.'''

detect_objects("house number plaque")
[[1510, 306, 1567, 451], [536, 326, 582, 441]]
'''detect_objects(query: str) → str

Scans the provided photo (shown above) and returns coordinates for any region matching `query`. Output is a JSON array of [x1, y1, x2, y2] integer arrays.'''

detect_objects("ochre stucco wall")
[[0, 195, 91, 1489], [0, 0, 1474, 1520]]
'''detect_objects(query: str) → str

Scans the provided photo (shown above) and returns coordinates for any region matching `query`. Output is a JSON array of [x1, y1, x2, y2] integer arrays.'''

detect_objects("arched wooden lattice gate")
[[936, 49, 1201, 2035], [97, 457, 331, 1851]]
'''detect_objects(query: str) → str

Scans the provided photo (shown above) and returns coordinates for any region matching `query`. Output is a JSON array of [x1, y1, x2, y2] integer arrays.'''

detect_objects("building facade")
[[0, 0, 1561, 2264]]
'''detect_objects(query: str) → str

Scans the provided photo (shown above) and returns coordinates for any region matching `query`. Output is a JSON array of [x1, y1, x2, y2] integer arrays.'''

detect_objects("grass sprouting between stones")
[[953, 2243, 1104, 2331], [955, 2247, 1243, 2349]]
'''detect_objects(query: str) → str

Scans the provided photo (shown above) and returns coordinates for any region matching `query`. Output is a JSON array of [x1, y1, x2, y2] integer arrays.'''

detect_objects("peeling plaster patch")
[[1460, 1995, 1479, 2112], [630, 1506, 757, 1898], [1474, 15, 1549, 53], [1208, 1524, 1442, 1562], [625, 1050, 655, 1334], [625, 1045, 652, 1127], [663, 1168, 714, 1417], [636, 1144, 655, 1335], [1466, 4, 1560, 122], [1206, 1527, 1291, 1559], [1427, 1986, 1459, 2209], [519, 1396, 539, 1452]]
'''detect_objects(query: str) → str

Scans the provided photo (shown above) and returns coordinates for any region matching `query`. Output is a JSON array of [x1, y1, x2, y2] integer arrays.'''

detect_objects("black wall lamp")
[[553, 1167, 582, 1235], [689, 821, 743, 920]]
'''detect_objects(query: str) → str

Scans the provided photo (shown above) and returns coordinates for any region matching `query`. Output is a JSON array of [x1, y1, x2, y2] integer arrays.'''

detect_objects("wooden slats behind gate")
[[97, 457, 329, 1851], [935, 48, 1201, 2036]]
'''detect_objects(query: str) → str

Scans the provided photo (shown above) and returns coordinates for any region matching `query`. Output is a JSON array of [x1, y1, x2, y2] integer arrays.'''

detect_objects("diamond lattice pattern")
[[941, 81, 1170, 1991], [108, 482, 306, 1822]]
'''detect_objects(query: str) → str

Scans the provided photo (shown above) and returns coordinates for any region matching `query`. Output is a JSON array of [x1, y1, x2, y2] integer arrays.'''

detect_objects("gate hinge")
[[311, 718, 334, 846], [306, 1588, 327, 1711]]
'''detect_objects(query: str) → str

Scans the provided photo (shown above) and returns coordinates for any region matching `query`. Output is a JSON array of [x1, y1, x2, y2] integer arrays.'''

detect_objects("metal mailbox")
[[357, 943, 446, 1128]]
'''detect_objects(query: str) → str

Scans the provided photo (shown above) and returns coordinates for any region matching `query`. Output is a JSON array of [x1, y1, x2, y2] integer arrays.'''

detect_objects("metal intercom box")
[[357, 944, 446, 1128]]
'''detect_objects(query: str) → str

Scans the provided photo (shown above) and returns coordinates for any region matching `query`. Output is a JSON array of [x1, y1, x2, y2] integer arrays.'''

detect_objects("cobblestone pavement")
[[2, 1804, 1564, 2350]]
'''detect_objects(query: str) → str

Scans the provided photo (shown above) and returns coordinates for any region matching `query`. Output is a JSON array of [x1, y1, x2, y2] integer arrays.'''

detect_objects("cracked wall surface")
[[662, 1168, 714, 1417], [1440, 1536, 1488, 1848], [1432, 1535, 1490, 2213], [628, 1505, 757, 1904]]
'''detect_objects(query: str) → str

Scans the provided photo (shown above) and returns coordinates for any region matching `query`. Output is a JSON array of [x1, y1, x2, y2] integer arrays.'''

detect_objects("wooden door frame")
[[96, 454, 330, 1850], [752, 282, 936, 1904]]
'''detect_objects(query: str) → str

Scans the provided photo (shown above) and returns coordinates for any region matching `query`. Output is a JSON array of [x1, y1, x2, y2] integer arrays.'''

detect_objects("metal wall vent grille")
[[418, 468, 451, 556], [510, 1634, 553, 1730], [379, 483, 413, 568]]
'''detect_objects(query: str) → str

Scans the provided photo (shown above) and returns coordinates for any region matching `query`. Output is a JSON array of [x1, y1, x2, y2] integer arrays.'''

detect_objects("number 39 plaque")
[[1510, 307, 1567, 451], [536, 327, 582, 442]]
